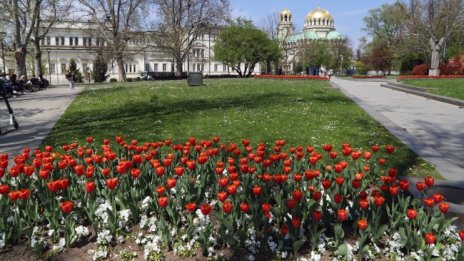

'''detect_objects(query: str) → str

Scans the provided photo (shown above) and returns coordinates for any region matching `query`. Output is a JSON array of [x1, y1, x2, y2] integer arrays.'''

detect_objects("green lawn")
[[402, 78, 464, 100], [45, 78, 440, 178]]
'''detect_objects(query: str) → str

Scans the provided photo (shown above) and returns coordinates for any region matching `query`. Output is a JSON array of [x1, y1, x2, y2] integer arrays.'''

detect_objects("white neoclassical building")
[[7, 21, 257, 84], [277, 7, 344, 73]]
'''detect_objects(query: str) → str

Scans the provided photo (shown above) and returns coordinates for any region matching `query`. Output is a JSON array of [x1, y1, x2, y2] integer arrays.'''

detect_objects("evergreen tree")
[[68, 59, 83, 82], [92, 56, 109, 83]]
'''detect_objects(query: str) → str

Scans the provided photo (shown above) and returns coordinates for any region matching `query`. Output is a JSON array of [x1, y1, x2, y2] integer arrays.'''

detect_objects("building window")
[[49, 64, 55, 74], [192, 64, 195, 72], [214, 64, 218, 72], [75, 37, 79, 46], [154, 63, 158, 72], [55, 37, 59, 45], [201, 49, 204, 57], [61, 64, 66, 74], [133, 65, 136, 72], [47, 37, 51, 45], [69, 37, 73, 46], [88, 38, 92, 46], [223, 65, 227, 72], [162, 64, 167, 72], [61, 37, 65, 45], [145, 63, 150, 72], [83, 63, 88, 73], [96, 38, 100, 46]]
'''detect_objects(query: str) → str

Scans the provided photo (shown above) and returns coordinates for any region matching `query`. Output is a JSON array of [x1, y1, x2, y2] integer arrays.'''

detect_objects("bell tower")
[[277, 8, 294, 38]]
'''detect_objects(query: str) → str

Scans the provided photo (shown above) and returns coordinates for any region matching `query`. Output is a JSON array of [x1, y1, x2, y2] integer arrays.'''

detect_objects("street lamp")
[[47, 49, 51, 85], [339, 55, 344, 75], [0, 31, 6, 74]]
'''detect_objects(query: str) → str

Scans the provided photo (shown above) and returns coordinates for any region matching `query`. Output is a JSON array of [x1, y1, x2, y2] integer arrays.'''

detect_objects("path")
[[331, 77, 464, 181], [0, 87, 83, 157]]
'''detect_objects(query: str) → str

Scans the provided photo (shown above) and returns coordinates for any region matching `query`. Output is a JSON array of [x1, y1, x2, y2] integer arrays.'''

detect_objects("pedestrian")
[[66, 71, 75, 90]]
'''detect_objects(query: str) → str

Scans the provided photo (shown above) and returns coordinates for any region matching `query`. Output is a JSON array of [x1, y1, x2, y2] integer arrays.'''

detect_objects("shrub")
[[126, 78, 133, 82], [135, 77, 141, 81], [439, 62, 463, 75], [412, 64, 429, 75], [92, 56, 109, 83], [109, 78, 117, 83]]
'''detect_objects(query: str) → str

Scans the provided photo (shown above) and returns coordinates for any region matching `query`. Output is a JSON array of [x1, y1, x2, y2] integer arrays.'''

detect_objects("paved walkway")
[[0, 87, 83, 157], [331, 77, 464, 181]]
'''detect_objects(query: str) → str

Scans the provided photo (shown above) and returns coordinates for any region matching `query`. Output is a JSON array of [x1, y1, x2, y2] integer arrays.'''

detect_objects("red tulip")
[[374, 196, 385, 207], [371, 145, 379, 152], [416, 182, 426, 191], [227, 185, 237, 195], [157, 197, 168, 208], [357, 219, 368, 230], [334, 193, 343, 204], [352, 179, 361, 189], [398, 180, 409, 190], [335, 176, 344, 185], [262, 203, 271, 213], [322, 144, 332, 152], [389, 185, 399, 196], [200, 204, 212, 215], [219, 178, 229, 188], [287, 199, 297, 209], [292, 190, 303, 201], [175, 166, 184, 176], [131, 168, 141, 178], [239, 202, 250, 212], [359, 199, 369, 210], [0, 184, 9, 195], [106, 178, 118, 190], [407, 209, 417, 220], [337, 209, 348, 222], [156, 185, 165, 196], [312, 210, 322, 221], [166, 178, 176, 189], [218, 191, 228, 202], [39, 169, 50, 179], [312, 191, 322, 201], [8, 191, 20, 201], [222, 201, 233, 213], [280, 224, 288, 235], [19, 189, 30, 200], [47, 181, 60, 193], [322, 179, 332, 189], [86, 137, 94, 143], [438, 202, 449, 213], [85, 181, 95, 193], [185, 202, 197, 212], [423, 197, 435, 208], [385, 145, 395, 154], [424, 232, 436, 245], [60, 201, 74, 214], [291, 217, 301, 228], [459, 230, 464, 241], [432, 193, 445, 203], [424, 176, 435, 187], [58, 179, 69, 190], [74, 165, 84, 176], [387, 168, 398, 177], [252, 186, 262, 196]]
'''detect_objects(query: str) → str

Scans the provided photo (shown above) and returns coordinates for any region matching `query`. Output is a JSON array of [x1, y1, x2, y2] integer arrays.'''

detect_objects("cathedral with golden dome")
[[277, 7, 344, 73]]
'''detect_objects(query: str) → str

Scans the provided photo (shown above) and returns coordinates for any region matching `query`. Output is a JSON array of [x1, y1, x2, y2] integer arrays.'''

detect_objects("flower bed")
[[0, 137, 463, 260], [352, 75, 386, 79], [255, 75, 329, 80], [397, 75, 464, 81]]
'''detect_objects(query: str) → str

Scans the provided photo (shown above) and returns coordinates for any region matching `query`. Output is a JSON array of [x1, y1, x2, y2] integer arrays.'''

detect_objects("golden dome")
[[306, 7, 332, 20], [281, 8, 292, 16]]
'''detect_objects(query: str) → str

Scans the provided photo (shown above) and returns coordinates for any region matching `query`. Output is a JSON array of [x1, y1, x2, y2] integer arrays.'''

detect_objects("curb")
[[381, 83, 464, 107]]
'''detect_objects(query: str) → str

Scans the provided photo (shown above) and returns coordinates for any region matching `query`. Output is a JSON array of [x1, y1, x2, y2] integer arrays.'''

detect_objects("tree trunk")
[[176, 61, 183, 77], [34, 39, 43, 77], [429, 37, 445, 76], [116, 55, 126, 81], [13, 0, 27, 77]]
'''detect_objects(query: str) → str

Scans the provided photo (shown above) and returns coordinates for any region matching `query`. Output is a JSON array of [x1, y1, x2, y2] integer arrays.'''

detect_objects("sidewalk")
[[331, 77, 464, 181], [0, 87, 83, 157]]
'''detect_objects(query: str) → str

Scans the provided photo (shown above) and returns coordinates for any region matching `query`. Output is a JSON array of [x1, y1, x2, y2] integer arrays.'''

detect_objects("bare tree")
[[151, 0, 230, 76], [403, 0, 464, 75], [78, 0, 146, 81], [260, 12, 279, 40], [32, 0, 71, 77], [1, 0, 41, 77]]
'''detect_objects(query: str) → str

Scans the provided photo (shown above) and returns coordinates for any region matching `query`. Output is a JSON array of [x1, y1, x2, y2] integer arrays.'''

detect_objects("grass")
[[402, 78, 464, 100], [44, 78, 440, 178]]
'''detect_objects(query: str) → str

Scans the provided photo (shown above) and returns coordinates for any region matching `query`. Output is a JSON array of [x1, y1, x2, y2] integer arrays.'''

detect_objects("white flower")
[[92, 246, 108, 260], [75, 226, 90, 239], [97, 229, 113, 245], [141, 196, 151, 210]]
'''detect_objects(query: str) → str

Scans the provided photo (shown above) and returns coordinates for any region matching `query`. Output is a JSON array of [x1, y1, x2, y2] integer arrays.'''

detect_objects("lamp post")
[[0, 32, 6, 74], [47, 49, 51, 85], [339, 55, 343, 75]]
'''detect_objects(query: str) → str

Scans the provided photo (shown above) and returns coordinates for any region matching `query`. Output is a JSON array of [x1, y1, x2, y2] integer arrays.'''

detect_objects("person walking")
[[66, 71, 75, 90]]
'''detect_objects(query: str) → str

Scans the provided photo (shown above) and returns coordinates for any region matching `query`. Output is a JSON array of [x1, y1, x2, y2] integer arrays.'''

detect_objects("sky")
[[230, 0, 397, 49]]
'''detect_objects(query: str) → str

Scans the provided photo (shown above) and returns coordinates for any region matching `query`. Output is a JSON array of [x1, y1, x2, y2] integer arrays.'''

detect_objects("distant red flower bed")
[[397, 75, 464, 81], [255, 75, 329, 81], [352, 75, 386, 79]]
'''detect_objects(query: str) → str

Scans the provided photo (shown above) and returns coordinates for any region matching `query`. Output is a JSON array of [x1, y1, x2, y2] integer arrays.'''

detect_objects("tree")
[[69, 59, 83, 82], [213, 19, 281, 77], [78, 0, 146, 81], [151, 0, 230, 76], [402, 0, 464, 75], [92, 55, 109, 83], [2, 0, 40, 77], [32, 0, 70, 78]]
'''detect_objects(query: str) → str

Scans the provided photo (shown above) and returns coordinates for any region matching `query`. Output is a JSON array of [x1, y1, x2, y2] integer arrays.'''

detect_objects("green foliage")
[[69, 59, 83, 83], [92, 55, 109, 83], [109, 78, 117, 83], [213, 19, 282, 77], [354, 60, 369, 75]]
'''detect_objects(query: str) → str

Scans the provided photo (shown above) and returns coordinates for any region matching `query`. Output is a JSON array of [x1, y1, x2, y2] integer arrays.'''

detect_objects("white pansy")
[[141, 196, 151, 210], [75, 226, 90, 239]]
